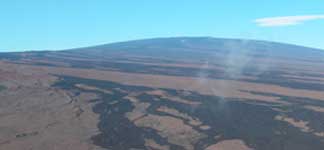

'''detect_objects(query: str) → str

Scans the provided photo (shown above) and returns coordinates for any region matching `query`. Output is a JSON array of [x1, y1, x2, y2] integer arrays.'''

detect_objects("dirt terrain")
[[1, 37, 324, 150], [0, 63, 103, 150]]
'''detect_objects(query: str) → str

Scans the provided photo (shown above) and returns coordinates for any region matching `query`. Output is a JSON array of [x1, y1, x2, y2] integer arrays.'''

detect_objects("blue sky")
[[1, 0, 324, 51]]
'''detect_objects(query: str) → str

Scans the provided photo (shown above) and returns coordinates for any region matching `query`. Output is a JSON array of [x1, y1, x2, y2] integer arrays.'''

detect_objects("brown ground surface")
[[205, 139, 253, 150], [125, 96, 150, 121], [0, 62, 102, 150], [145, 138, 170, 150], [2, 61, 323, 104], [304, 105, 324, 113], [157, 106, 203, 127], [75, 84, 113, 94], [275, 115, 311, 133], [124, 94, 206, 149], [1, 55, 324, 150], [134, 114, 206, 150], [275, 115, 324, 137]]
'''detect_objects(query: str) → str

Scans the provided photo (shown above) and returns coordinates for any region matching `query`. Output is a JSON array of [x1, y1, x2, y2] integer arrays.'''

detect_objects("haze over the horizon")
[[1, 0, 324, 52]]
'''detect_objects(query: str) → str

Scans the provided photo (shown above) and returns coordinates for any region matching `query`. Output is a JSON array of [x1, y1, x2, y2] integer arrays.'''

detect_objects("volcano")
[[1, 37, 324, 150]]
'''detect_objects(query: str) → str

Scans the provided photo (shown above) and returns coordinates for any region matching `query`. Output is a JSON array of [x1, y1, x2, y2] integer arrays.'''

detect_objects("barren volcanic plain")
[[1, 37, 324, 150]]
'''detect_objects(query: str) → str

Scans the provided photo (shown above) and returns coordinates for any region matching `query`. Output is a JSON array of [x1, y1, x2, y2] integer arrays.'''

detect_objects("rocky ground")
[[1, 38, 324, 150]]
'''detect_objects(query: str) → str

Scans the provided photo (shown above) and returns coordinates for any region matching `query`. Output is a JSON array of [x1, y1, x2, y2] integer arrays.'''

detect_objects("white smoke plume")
[[196, 39, 273, 102]]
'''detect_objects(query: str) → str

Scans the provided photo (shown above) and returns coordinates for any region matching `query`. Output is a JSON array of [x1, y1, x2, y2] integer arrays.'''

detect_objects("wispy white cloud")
[[254, 15, 324, 27]]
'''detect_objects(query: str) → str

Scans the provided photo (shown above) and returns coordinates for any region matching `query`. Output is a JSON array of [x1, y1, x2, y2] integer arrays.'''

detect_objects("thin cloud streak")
[[254, 15, 324, 27]]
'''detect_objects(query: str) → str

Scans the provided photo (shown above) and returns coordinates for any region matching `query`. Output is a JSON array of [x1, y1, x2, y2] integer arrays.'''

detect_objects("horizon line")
[[1, 36, 323, 53]]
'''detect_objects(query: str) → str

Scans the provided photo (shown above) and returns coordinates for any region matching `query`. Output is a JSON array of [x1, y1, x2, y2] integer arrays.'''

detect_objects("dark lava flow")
[[53, 76, 324, 150]]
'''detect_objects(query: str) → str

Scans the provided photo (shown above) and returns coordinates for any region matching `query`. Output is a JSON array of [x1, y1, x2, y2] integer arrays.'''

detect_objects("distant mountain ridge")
[[66, 37, 323, 52], [62, 37, 324, 62], [1, 37, 324, 62]]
